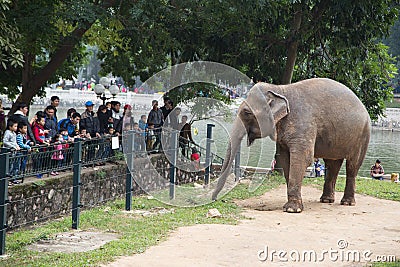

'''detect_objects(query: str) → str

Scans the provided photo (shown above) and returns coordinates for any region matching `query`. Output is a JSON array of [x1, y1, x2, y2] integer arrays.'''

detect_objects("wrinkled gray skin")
[[212, 78, 371, 213]]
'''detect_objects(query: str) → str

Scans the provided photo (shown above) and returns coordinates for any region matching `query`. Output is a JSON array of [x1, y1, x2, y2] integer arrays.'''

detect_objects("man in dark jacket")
[[8, 102, 36, 145], [80, 101, 101, 163], [44, 105, 57, 140], [147, 100, 163, 151], [80, 101, 101, 138], [50, 95, 60, 124]]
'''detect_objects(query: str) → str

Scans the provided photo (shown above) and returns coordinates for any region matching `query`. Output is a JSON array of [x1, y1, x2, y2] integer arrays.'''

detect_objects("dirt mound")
[[106, 185, 400, 267]]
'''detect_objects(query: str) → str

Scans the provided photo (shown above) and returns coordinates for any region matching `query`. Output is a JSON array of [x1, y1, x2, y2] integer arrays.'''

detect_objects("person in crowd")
[[313, 158, 325, 177], [16, 122, 33, 176], [32, 115, 51, 179], [59, 127, 73, 169], [50, 95, 60, 124], [132, 122, 145, 155], [169, 107, 181, 130], [370, 159, 384, 180], [111, 101, 123, 134], [122, 104, 134, 131], [106, 101, 112, 111], [59, 112, 81, 138], [8, 102, 36, 145], [32, 115, 50, 145], [139, 115, 148, 146], [160, 96, 172, 121], [179, 115, 195, 157], [100, 126, 115, 159], [2, 119, 19, 150], [147, 100, 163, 152], [0, 98, 6, 140], [190, 147, 201, 170], [79, 127, 91, 140], [58, 108, 76, 131], [3, 119, 21, 184], [97, 105, 110, 134], [50, 133, 67, 176], [44, 105, 58, 140], [80, 101, 101, 138]]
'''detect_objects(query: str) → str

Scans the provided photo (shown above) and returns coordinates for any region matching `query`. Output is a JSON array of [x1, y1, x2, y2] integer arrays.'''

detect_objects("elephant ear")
[[266, 91, 290, 124]]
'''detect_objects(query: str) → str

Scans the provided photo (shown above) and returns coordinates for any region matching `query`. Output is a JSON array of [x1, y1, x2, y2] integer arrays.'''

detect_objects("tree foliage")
[[0, 0, 399, 119], [0, 0, 23, 70]]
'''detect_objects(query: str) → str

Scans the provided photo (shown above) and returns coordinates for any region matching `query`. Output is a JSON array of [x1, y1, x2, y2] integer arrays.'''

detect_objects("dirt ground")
[[104, 185, 400, 267]]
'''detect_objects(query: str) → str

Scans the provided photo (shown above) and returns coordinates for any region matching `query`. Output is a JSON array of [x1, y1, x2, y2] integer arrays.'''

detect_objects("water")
[[31, 106, 400, 177]]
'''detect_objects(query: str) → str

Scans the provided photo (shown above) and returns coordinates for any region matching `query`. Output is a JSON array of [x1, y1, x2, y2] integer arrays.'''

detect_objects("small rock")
[[147, 196, 154, 200], [206, 208, 222, 218], [193, 183, 203, 188], [48, 189, 55, 200]]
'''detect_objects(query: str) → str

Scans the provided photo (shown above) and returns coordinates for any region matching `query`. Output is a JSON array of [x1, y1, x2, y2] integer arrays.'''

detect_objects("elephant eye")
[[242, 108, 252, 116]]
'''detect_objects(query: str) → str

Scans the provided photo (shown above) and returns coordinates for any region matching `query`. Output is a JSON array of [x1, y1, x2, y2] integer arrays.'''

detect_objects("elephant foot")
[[320, 194, 335, 203], [283, 200, 304, 213], [340, 197, 356, 206]]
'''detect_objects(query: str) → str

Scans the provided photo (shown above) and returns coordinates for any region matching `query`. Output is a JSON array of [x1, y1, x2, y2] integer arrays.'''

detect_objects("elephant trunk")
[[212, 118, 247, 200]]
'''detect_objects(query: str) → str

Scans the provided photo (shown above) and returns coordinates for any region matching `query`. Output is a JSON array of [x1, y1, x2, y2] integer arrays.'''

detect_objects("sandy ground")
[[105, 185, 400, 267]]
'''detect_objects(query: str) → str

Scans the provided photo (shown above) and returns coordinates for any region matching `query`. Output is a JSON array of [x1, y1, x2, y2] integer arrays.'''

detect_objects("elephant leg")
[[283, 145, 313, 213], [341, 159, 359, 206], [320, 159, 343, 203], [276, 144, 290, 184]]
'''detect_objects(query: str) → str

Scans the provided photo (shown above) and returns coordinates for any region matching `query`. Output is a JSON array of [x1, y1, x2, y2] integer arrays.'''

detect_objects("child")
[[132, 122, 144, 155], [60, 128, 74, 142], [32, 116, 50, 178], [100, 126, 115, 159], [50, 134, 67, 176], [3, 119, 20, 150], [190, 147, 201, 170], [3, 119, 21, 184], [32, 116, 50, 145], [16, 122, 33, 176], [79, 127, 91, 140]]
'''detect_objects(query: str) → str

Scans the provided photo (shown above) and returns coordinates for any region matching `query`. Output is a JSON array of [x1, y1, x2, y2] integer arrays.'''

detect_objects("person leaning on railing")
[[2, 119, 21, 184], [179, 115, 195, 157], [16, 122, 33, 178]]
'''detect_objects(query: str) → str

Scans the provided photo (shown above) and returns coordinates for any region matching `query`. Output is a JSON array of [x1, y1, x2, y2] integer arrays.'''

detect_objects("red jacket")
[[32, 123, 47, 144]]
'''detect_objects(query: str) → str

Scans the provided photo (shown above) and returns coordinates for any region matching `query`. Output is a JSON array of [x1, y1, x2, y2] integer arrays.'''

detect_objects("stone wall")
[[7, 154, 220, 229]]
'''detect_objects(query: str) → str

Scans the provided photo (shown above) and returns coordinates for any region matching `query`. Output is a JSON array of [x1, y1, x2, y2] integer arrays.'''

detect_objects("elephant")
[[212, 78, 371, 213]]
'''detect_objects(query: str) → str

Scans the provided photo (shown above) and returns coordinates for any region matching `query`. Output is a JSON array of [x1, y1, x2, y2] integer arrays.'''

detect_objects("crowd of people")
[[1, 95, 199, 185]]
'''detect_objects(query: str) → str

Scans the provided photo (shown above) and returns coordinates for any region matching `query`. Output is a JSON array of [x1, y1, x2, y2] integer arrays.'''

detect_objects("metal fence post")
[[169, 130, 178, 200], [205, 124, 215, 185], [72, 139, 82, 230], [125, 131, 134, 211], [0, 148, 10, 255], [234, 146, 241, 181]]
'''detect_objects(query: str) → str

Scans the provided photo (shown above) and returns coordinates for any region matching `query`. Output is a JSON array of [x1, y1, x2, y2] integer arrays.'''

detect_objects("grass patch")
[[303, 176, 400, 201], [1, 174, 285, 267], [2, 174, 398, 267]]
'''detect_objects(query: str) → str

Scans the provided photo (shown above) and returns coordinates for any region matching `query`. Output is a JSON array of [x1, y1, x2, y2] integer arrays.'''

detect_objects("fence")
[[0, 124, 230, 255]]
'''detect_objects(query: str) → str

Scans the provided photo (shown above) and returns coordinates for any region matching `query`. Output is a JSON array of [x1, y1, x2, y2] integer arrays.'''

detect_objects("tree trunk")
[[275, 4, 302, 174], [9, 26, 91, 115], [281, 5, 302, 85], [9, 0, 119, 115]]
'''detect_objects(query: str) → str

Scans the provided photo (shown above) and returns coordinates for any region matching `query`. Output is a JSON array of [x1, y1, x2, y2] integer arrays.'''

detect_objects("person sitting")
[[370, 159, 384, 180]]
